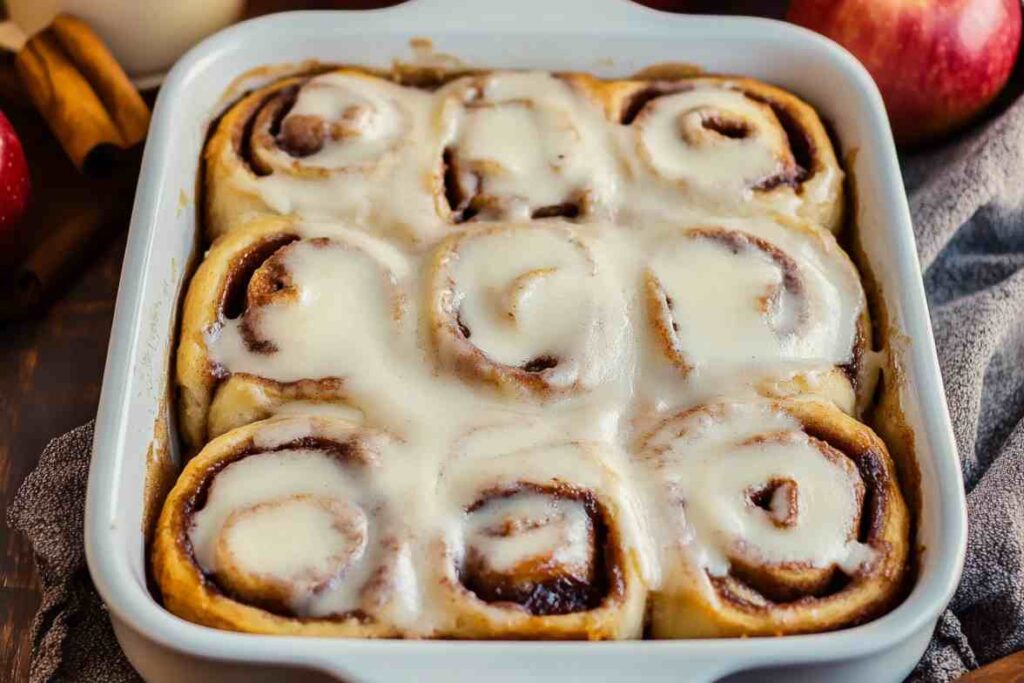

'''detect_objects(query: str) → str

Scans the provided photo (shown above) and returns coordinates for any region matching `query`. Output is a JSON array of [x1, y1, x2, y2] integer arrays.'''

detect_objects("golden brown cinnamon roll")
[[637, 398, 909, 637], [426, 221, 627, 399], [610, 77, 844, 233], [205, 69, 447, 243], [641, 218, 872, 415], [437, 71, 617, 223], [176, 215, 407, 451], [152, 416, 415, 636], [431, 432, 646, 639]]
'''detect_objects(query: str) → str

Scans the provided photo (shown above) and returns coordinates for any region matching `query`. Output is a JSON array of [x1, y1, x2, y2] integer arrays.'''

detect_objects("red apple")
[[0, 110, 30, 242], [787, 0, 1022, 146]]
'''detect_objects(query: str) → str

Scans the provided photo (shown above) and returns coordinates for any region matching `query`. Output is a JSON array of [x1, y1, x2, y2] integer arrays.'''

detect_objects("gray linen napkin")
[[9, 92, 1024, 683], [7, 423, 140, 683], [903, 86, 1024, 681]]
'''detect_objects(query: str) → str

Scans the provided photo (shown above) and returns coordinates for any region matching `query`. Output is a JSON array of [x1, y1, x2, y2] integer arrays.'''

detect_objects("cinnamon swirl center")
[[248, 73, 409, 175], [186, 431, 399, 619], [441, 72, 610, 222], [460, 485, 610, 616], [641, 401, 875, 605], [629, 83, 806, 194], [208, 231, 404, 385], [213, 495, 369, 612], [645, 225, 860, 377], [430, 223, 625, 397]]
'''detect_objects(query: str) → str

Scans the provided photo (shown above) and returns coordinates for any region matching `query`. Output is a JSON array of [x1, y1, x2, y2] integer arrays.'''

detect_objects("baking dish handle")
[[375, 0, 672, 32]]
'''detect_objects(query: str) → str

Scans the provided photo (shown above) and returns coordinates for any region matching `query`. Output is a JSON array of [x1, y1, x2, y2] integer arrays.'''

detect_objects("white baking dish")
[[84, 0, 967, 680]]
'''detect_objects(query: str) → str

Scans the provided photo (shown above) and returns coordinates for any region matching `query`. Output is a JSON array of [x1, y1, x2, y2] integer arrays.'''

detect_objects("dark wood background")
[[6, 1, 1014, 682]]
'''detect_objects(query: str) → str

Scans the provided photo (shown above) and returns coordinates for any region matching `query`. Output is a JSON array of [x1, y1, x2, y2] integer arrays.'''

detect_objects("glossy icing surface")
[[181, 70, 892, 632]]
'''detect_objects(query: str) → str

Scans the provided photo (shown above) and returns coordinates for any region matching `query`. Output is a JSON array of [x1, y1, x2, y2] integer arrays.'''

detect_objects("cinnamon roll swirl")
[[642, 218, 872, 414], [205, 69, 446, 243], [152, 416, 415, 635], [431, 432, 646, 639], [638, 398, 909, 637], [613, 77, 844, 233], [427, 221, 627, 399], [438, 71, 617, 223], [176, 216, 407, 451]]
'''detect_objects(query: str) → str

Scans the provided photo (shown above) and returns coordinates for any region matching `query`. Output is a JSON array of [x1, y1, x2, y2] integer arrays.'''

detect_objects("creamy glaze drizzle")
[[645, 223, 862, 375], [439, 72, 619, 221], [639, 402, 875, 581], [188, 445, 417, 620], [224, 71, 840, 243], [635, 87, 795, 195], [207, 228, 406, 385], [464, 492, 594, 575], [193, 217, 868, 628], [431, 223, 629, 396], [228, 71, 449, 245], [192, 70, 875, 630]]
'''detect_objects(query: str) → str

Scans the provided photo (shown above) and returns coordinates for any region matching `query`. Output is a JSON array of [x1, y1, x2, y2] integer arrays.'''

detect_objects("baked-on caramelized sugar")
[[459, 484, 613, 616]]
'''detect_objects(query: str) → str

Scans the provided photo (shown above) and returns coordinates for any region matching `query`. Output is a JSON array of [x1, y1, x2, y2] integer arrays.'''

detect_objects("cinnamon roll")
[[431, 431, 646, 639], [612, 77, 844, 234], [205, 69, 446, 244], [438, 71, 617, 223], [427, 221, 627, 399], [638, 398, 909, 637], [176, 215, 408, 451], [642, 218, 872, 414], [152, 416, 416, 635]]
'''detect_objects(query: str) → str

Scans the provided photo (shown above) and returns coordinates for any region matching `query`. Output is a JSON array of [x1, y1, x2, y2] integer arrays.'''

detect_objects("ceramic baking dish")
[[84, 0, 967, 680]]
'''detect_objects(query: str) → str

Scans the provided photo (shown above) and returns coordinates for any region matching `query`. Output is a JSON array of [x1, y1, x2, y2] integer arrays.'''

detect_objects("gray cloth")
[[8, 93, 1024, 683], [7, 423, 140, 683], [905, 86, 1024, 681]]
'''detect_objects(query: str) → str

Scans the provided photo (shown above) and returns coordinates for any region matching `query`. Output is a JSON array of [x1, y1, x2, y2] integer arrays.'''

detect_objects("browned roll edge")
[[645, 398, 910, 638]]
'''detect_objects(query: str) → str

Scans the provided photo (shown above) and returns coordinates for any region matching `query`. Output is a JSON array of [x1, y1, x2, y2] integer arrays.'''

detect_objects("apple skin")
[[0, 110, 30, 242], [787, 0, 1022, 146]]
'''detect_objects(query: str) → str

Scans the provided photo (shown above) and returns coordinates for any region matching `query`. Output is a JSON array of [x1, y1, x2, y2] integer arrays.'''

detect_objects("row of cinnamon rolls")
[[205, 69, 844, 245], [177, 215, 871, 452], [154, 398, 908, 638]]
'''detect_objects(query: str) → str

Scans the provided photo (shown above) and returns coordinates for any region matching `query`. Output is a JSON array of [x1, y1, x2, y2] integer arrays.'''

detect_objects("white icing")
[[646, 223, 862, 373], [229, 72, 448, 245], [222, 71, 840, 244], [440, 72, 619, 221], [434, 432, 646, 596], [207, 228, 403, 386], [218, 496, 367, 587], [435, 224, 628, 392], [264, 74, 406, 170], [465, 491, 593, 574], [636, 87, 791, 194], [189, 448, 391, 618], [188, 69, 890, 630], [641, 401, 874, 577]]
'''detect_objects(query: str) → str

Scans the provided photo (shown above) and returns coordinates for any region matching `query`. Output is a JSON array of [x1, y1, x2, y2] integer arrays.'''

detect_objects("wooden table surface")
[[0, 1, 1006, 682]]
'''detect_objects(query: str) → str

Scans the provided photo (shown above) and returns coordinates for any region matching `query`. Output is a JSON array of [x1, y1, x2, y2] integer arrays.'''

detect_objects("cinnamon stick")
[[14, 14, 150, 174], [50, 15, 150, 146], [8, 200, 111, 316], [0, 174, 130, 321]]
